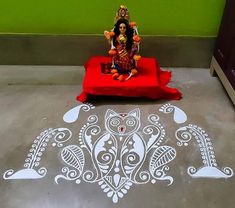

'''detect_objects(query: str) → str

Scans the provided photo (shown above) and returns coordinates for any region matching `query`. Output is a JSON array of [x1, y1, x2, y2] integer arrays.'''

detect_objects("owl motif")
[[88, 108, 145, 192], [105, 108, 140, 137], [76, 108, 175, 203]]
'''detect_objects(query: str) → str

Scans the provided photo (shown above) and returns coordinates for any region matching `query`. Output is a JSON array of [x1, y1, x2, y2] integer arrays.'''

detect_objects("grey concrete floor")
[[0, 66, 234, 208]]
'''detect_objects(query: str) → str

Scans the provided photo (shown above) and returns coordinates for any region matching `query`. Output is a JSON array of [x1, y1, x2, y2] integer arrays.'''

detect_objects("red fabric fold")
[[77, 56, 182, 102]]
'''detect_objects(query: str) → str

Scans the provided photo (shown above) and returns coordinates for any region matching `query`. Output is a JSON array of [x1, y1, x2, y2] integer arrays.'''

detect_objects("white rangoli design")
[[159, 104, 233, 179], [2, 104, 234, 204], [63, 103, 95, 123], [3, 128, 72, 180], [55, 109, 176, 203], [55, 145, 85, 184], [159, 103, 187, 124], [175, 124, 233, 178]]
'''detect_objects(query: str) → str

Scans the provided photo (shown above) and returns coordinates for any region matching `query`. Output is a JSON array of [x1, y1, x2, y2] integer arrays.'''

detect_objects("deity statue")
[[104, 5, 141, 81]]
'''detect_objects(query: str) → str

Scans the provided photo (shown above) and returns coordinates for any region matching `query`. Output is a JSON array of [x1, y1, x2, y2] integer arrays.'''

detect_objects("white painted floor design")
[[2, 103, 234, 203]]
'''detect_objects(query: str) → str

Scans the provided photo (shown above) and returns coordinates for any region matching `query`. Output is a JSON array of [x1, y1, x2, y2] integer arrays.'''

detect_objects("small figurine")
[[104, 5, 141, 81]]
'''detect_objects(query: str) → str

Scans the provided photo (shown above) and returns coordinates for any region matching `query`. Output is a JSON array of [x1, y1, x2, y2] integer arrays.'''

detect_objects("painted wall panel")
[[0, 0, 225, 36]]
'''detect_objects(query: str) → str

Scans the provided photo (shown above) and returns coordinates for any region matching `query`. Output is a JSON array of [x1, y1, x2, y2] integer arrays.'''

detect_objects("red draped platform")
[[77, 56, 182, 102]]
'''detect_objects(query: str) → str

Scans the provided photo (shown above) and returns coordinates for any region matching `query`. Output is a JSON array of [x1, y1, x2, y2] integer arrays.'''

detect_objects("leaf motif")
[[25, 129, 53, 168], [61, 145, 85, 171], [149, 146, 176, 171]]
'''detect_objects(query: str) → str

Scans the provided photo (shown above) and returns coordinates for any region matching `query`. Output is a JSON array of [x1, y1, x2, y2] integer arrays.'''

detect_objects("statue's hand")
[[133, 35, 141, 43], [104, 31, 111, 40], [104, 31, 115, 40]]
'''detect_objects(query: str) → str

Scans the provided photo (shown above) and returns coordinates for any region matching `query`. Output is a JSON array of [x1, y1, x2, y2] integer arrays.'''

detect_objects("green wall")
[[0, 0, 225, 36]]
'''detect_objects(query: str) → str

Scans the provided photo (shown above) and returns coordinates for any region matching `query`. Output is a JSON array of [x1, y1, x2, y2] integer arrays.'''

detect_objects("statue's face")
[[119, 23, 126, 35]]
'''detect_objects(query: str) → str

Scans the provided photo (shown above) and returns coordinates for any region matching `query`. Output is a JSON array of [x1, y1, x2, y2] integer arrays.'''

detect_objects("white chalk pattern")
[[2, 103, 234, 204], [63, 103, 95, 123], [159, 103, 187, 124], [3, 128, 72, 180], [175, 124, 233, 178], [56, 109, 176, 203]]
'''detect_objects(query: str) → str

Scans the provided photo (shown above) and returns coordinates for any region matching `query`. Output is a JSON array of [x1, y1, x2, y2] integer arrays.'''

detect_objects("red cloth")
[[77, 56, 182, 102]]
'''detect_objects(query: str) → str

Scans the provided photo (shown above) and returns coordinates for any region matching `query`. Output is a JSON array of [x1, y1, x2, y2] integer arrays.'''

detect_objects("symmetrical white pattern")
[[3, 128, 72, 180], [175, 124, 233, 178], [55, 109, 176, 203], [2, 103, 234, 204], [159, 103, 187, 124], [63, 103, 95, 123]]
